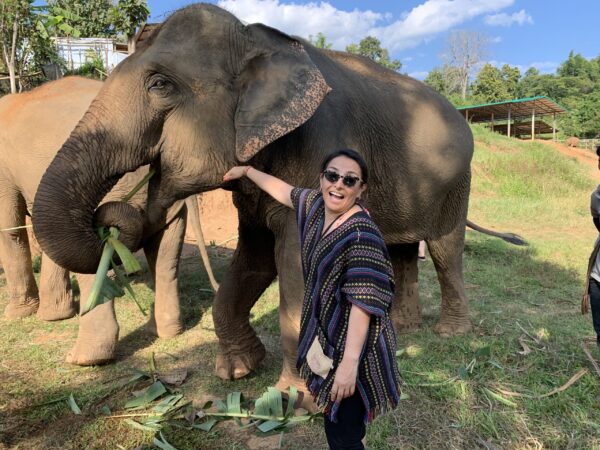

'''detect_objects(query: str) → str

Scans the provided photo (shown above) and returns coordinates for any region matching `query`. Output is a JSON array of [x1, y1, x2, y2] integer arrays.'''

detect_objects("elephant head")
[[33, 4, 330, 273]]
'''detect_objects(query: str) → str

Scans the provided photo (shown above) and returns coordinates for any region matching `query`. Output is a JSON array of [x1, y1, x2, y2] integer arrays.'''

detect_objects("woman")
[[223, 149, 401, 449]]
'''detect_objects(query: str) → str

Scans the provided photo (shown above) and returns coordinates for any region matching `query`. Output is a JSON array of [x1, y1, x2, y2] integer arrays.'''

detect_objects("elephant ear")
[[234, 24, 331, 162]]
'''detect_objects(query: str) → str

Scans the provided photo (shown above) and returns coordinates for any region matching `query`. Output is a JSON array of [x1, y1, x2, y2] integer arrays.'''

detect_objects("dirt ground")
[[539, 140, 600, 180]]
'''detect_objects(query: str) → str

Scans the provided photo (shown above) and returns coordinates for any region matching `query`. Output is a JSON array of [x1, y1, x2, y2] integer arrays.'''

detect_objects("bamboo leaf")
[[124, 418, 161, 432], [482, 388, 518, 407], [254, 387, 284, 418], [108, 237, 141, 274], [153, 394, 184, 414], [112, 262, 146, 315], [68, 393, 82, 415], [226, 392, 242, 414], [125, 381, 167, 409], [153, 432, 178, 450], [193, 419, 218, 432], [257, 419, 285, 433]]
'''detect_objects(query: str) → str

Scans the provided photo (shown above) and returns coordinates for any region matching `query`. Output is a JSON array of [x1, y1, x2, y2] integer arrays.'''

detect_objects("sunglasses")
[[322, 169, 363, 187]]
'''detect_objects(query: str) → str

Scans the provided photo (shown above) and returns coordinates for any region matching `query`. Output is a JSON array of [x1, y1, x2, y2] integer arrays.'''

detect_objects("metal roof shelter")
[[457, 96, 567, 140]]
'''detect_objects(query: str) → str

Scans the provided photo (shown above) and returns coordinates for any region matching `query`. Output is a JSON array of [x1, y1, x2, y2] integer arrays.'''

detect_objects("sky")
[[146, 0, 600, 80]]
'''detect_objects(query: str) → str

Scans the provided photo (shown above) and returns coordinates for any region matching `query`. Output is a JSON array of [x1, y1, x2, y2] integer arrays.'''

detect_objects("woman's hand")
[[223, 166, 250, 182], [330, 357, 359, 403]]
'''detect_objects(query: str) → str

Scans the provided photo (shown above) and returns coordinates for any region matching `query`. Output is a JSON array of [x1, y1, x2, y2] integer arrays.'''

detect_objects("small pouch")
[[306, 335, 334, 379]]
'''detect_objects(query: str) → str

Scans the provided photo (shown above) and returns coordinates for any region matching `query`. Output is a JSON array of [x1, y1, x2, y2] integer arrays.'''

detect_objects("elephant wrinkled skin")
[[32, 5, 513, 389], [0, 77, 207, 365]]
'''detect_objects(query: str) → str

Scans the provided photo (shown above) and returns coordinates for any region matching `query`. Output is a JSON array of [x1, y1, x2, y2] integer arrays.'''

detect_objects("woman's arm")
[[330, 305, 370, 403], [223, 166, 293, 208]]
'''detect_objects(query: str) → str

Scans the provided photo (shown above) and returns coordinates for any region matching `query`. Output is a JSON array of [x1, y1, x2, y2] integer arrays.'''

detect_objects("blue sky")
[[146, 0, 600, 80]]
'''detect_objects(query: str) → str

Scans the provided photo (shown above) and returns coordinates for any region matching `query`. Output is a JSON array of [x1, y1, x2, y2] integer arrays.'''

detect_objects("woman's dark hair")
[[320, 148, 369, 184]]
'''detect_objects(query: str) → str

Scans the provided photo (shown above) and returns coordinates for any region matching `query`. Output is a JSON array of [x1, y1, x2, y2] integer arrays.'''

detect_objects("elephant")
[[32, 4, 523, 390], [0, 76, 217, 365], [566, 136, 580, 147]]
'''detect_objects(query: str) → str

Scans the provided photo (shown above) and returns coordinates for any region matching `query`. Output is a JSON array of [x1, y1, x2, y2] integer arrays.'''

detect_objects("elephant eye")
[[149, 78, 168, 90]]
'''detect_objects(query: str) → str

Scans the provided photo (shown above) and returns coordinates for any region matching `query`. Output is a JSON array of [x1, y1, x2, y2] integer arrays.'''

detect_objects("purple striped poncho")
[[291, 188, 401, 423]]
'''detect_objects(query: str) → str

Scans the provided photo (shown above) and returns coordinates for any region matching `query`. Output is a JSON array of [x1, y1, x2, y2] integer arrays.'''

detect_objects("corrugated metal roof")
[[456, 96, 566, 122]]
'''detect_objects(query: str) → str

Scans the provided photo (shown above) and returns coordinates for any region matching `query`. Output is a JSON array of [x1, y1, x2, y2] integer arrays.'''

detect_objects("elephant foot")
[[4, 297, 39, 319], [66, 337, 117, 366], [434, 319, 472, 337], [275, 375, 318, 413], [37, 297, 76, 321], [66, 301, 118, 366], [215, 337, 266, 380], [145, 314, 183, 338]]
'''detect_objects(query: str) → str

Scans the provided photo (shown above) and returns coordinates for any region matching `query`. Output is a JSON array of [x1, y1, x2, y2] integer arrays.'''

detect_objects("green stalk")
[[83, 227, 120, 315], [121, 169, 155, 203]]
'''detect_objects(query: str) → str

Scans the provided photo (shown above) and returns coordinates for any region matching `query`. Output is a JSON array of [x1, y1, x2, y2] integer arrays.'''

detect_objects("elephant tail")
[[466, 219, 528, 246]]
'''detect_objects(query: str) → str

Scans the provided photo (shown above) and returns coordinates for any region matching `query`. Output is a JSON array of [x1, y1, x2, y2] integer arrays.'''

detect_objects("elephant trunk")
[[33, 102, 155, 274]]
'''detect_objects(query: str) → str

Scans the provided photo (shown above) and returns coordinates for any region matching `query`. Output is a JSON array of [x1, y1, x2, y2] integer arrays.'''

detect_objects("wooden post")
[[465, 110, 468, 121], [507, 107, 511, 138], [553, 113, 556, 141], [491, 113, 495, 132], [531, 108, 535, 141]]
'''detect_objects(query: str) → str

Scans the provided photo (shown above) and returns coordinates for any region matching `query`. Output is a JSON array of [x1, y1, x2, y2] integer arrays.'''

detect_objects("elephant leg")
[[143, 207, 185, 338], [213, 224, 277, 380], [66, 274, 118, 365], [388, 243, 422, 333], [273, 212, 313, 407], [427, 220, 471, 337], [37, 253, 75, 321], [0, 186, 39, 319]]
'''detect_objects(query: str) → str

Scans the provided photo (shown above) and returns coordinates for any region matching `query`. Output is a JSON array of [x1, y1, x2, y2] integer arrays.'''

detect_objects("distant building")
[[52, 37, 128, 73]]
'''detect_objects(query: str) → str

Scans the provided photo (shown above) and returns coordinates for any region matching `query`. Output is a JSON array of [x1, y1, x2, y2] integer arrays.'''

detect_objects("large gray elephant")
[[0, 76, 217, 365], [32, 5, 519, 389]]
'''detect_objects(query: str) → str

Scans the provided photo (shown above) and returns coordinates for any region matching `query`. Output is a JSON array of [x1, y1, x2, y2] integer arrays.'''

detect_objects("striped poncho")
[[291, 188, 401, 423]]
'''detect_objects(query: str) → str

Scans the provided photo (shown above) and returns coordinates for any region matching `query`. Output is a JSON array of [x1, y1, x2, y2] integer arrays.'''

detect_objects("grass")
[[1, 124, 600, 449]]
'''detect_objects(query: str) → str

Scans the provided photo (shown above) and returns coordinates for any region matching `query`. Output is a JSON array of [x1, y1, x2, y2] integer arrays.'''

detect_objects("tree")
[[472, 63, 508, 103], [47, 0, 113, 37], [441, 30, 489, 99], [308, 32, 331, 49], [501, 64, 521, 98], [110, 0, 149, 53], [0, 0, 31, 93], [424, 64, 462, 97], [345, 36, 401, 72]]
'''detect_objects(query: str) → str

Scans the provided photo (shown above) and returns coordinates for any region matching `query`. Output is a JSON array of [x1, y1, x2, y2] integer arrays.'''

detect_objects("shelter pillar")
[[531, 108, 535, 141], [507, 107, 512, 138]]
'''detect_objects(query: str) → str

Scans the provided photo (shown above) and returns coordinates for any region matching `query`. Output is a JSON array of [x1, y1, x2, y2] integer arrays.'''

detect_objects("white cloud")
[[408, 70, 429, 80], [491, 36, 503, 43], [484, 9, 533, 26], [216, 0, 516, 52]]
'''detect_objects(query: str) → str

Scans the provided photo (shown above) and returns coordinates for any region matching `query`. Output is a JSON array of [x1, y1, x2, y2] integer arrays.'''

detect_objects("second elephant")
[[0, 76, 215, 365]]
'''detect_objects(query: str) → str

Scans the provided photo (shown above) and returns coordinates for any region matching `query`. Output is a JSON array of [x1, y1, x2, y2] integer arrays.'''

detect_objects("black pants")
[[589, 278, 600, 345], [324, 391, 366, 450]]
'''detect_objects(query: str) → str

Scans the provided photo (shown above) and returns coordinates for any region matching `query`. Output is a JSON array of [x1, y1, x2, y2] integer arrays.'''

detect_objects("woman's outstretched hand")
[[223, 166, 250, 182], [330, 357, 359, 403]]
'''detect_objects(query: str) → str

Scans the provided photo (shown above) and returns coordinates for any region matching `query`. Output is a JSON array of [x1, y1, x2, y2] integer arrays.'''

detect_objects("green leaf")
[[108, 237, 141, 274], [255, 387, 284, 418], [400, 391, 411, 400], [125, 381, 167, 409], [153, 394, 184, 414], [68, 393, 81, 415], [458, 366, 469, 380], [482, 388, 518, 407], [193, 419, 218, 432], [153, 432, 178, 450], [111, 262, 146, 315], [101, 405, 111, 415], [84, 240, 116, 314], [257, 420, 285, 433], [475, 346, 492, 358], [226, 392, 242, 414], [124, 418, 161, 432]]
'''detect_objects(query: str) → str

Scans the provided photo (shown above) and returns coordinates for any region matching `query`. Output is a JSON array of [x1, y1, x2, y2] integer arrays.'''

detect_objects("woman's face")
[[319, 155, 367, 215]]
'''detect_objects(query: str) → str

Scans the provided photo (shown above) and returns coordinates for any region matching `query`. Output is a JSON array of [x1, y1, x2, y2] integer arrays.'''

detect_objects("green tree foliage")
[[472, 63, 508, 102], [48, 0, 113, 37], [308, 32, 331, 49], [345, 36, 401, 72], [501, 64, 521, 98]]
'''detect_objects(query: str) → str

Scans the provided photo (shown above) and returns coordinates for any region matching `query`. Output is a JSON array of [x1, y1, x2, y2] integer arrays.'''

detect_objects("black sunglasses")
[[322, 169, 363, 187]]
